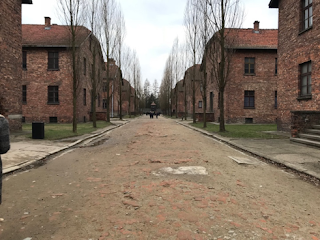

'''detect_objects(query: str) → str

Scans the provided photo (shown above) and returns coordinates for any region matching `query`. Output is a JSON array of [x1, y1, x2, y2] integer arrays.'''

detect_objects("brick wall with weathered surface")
[[224, 49, 278, 124], [205, 24, 278, 124], [22, 21, 106, 123], [274, 0, 320, 131], [0, 0, 24, 130]]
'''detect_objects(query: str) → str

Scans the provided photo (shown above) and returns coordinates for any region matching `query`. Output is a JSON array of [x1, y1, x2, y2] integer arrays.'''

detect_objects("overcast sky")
[[22, 0, 278, 88]]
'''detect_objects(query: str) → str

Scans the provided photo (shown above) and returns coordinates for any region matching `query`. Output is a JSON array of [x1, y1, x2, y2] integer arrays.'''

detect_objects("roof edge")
[[233, 46, 278, 50], [22, 0, 33, 4], [269, 0, 279, 8], [22, 45, 70, 48]]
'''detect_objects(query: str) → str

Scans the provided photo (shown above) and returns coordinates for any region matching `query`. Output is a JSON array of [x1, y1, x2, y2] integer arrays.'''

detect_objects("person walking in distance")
[[0, 107, 10, 204]]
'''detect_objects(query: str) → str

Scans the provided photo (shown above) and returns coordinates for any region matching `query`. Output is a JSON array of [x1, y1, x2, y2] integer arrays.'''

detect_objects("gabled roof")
[[22, 24, 91, 48], [225, 28, 278, 50], [269, 0, 279, 8]]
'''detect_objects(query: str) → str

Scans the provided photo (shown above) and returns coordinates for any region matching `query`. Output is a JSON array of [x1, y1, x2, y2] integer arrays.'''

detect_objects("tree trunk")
[[106, 60, 110, 122]]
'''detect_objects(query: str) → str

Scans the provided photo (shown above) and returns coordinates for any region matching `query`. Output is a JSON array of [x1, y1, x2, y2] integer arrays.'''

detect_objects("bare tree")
[[184, 0, 201, 123], [197, 0, 213, 128], [170, 37, 182, 118], [153, 79, 159, 99], [58, 0, 86, 133], [180, 42, 191, 120], [100, 0, 119, 122], [121, 46, 133, 117], [86, 0, 102, 128], [114, 4, 126, 120], [205, 0, 244, 131], [131, 50, 141, 115]]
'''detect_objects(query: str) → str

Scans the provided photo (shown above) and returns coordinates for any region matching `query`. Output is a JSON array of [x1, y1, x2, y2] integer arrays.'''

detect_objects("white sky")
[[22, 0, 278, 88]]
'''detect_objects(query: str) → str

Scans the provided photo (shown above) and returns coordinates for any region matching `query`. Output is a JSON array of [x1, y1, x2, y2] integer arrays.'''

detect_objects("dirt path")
[[1, 116, 320, 239]]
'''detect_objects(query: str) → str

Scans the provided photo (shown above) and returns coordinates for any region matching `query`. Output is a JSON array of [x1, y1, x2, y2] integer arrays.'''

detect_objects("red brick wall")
[[276, 0, 320, 131], [22, 28, 106, 123], [224, 49, 278, 124], [0, 0, 23, 130], [206, 48, 277, 124]]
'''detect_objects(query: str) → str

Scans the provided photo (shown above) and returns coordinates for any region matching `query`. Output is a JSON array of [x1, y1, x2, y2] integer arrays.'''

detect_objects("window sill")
[[297, 95, 312, 101], [23, 68, 27, 71], [244, 107, 255, 109], [299, 26, 312, 35], [47, 102, 60, 105], [47, 69, 60, 71], [244, 74, 256, 76]]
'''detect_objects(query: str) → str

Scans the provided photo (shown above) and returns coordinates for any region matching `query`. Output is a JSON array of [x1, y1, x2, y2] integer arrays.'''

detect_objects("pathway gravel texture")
[[0, 116, 320, 239]]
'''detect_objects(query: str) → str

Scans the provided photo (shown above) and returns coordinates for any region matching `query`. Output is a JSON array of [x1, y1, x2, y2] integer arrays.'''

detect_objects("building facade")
[[206, 21, 278, 124], [0, 0, 32, 130], [270, 0, 320, 133], [22, 17, 106, 123]]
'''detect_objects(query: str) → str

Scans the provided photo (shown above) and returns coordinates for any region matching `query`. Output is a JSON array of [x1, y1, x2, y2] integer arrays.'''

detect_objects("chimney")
[[45, 17, 51, 30], [253, 21, 260, 33]]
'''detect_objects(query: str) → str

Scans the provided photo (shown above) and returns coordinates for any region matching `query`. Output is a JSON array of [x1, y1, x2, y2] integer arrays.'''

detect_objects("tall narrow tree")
[[184, 0, 201, 123], [100, 0, 118, 122], [58, 0, 85, 133], [205, 0, 243, 131]]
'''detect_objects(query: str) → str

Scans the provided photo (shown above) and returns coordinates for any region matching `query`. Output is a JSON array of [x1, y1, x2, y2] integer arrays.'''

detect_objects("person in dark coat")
[[0, 113, 10, 204]]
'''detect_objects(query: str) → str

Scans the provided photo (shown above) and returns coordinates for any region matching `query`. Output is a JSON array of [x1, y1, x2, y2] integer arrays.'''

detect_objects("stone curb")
[[177, 121, 320, 180], [3, 121, 128, 175]]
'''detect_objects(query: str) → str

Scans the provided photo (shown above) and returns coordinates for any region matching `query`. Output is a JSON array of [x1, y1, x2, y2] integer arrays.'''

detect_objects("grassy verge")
[[23, 121, 112, 140], [190, 123, 288, 139]]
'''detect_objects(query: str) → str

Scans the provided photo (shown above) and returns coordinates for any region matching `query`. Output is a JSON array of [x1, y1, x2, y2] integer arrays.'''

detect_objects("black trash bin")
[[32, 122, 45, 139]]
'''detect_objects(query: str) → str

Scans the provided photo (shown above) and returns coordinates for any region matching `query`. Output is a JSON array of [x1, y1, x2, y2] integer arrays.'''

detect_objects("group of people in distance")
[[148, 111, 160, 119]]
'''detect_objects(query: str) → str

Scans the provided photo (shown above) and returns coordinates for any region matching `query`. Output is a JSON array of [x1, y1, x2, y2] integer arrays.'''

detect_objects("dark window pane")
[[48, 86, 59, 104], [48, 52, 59, 70]]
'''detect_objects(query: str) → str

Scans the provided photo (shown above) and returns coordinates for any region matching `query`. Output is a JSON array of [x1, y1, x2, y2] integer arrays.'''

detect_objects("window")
[[245, 118, 253, 124], [22, 85, 27, 104], [48, 52, 59, 70], [300, 61, 312, 96], [98, 93, 101, 107], [302, 0, 313, 31], [245, 57, 255, 75], [83, 57, 86, 75], [244, 90, 255, 108], [198, 101, 202, 108], [275, 91, 278, 109], [22, 51, 27, 70], [48, 86, 59, 104], [49, 117, 58, 123], [275, 58, 278, 75], [103, 82, 108, 92], [103, 99, 108, 109], [83, 88, 87, 106]]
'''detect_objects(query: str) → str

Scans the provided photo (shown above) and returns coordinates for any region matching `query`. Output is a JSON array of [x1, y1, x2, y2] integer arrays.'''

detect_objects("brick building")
[[178, 64, 209, 121], [103, 61, 136, 118], [22, 17, 106, 123], [269, 0, 320, 134], [0, 0, 32, 130], [172, 80, 185, 118], [206, 21, 278, 124]]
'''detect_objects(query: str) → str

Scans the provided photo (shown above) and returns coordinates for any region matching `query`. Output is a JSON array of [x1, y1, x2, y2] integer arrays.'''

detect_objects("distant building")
[[206, 21, 278, 124], [0, 0, 32, 130], [22, 17, 106, 123]]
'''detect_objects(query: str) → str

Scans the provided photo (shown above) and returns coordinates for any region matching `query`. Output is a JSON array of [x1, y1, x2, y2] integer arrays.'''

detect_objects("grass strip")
[[23, 121, 112, 140], [190, 123, 288, 139]]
